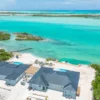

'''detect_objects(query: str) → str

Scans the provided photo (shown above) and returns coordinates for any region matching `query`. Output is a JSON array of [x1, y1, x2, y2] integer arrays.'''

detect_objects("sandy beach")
[[7, 53, 95, 100], [8, 53, 45, 64]]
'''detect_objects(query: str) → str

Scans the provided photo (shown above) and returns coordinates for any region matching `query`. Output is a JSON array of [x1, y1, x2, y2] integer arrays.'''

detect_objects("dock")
[[10, 48, 33, 52]]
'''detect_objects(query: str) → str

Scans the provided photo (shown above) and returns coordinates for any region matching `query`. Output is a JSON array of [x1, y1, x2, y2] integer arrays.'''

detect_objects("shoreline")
[[8, 53, 46, 64], [7, 52, 95, 100], [8, 52, 89, 66], [0, 11, 97, 100]]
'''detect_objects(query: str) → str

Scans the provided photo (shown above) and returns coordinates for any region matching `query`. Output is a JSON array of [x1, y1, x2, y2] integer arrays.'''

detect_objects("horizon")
[[0, 10, 100, 11], [0, 0, 100, 10]]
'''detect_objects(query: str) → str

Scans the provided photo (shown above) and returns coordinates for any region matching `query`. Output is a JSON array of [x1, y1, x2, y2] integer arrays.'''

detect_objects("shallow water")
[[0, 16, 100, 64]]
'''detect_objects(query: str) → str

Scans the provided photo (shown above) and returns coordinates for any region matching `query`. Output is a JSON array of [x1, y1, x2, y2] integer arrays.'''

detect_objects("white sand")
[[8, 53, 45, 64], [53, 62, 95, 100], [7, 53, 95, 100]]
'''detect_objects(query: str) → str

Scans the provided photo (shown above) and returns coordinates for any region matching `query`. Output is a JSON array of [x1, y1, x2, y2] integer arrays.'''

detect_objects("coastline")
[[7, 52, 89, 65], [0, 12, 100, 65], [7, 52, 95, 100], [8, 53, 45, 64], [0, 10, 98, 100]]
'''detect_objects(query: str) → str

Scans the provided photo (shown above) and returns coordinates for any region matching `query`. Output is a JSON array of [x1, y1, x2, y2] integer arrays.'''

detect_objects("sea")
[[0, 10, 100, 65]]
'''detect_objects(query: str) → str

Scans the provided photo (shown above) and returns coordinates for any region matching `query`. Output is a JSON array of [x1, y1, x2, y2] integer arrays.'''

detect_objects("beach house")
[[29, 67, 80, 99], [0, 62, 29, 86]]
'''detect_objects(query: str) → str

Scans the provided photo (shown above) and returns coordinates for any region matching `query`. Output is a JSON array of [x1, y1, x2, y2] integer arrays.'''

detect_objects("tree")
[[0, 49, 12, 61]]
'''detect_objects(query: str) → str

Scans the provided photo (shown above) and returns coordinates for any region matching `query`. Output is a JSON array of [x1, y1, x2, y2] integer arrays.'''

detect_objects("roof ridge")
[[40, 74, 48, 85]]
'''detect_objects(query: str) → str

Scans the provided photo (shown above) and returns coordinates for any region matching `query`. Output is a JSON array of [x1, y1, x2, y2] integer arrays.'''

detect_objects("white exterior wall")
[[6, 73, 25, 86], [31, 84, 43, 91], [0, 75, 6, 80], [48, 83, 63, 92], [63, 90, 76, 99], [30, 83, 63, 92], [6, 79, 17, 86], [16, 73, 25, 82]]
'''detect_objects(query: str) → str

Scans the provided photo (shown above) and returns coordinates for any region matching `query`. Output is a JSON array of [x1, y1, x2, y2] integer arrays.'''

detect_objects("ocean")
[[0, 10, 100, 64]]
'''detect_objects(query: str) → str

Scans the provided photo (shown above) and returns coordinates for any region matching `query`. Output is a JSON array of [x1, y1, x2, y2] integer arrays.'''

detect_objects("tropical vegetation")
[[46, 58, 56, 61], [0, 49, 13, 61], [91, 64, 100, 100], [0, 32, 10, 40], [15, 32, 44, 41]]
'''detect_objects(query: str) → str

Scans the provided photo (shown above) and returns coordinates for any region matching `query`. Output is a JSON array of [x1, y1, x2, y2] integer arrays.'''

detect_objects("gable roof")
[[0, 62, 29, 80], [30, 74, 48, 86], [6, 64, 29, 80], [42, 71, 71, 86], [64, 84, 75, 91], [0, 63, 15, 76], [0, 62, 8, 66], [29, 67, 80, 91]]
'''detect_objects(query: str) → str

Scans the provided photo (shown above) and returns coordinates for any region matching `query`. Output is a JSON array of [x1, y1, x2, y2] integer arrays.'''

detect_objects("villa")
[[0, 62, 29, 86], [29, 67, 80, 99]]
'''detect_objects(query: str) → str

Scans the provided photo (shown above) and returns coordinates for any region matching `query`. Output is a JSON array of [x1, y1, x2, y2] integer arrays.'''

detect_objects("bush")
[[0, 49, 13, 61], [0, 32, 10, 40], [15, 32, 44, 41], [46, 58, 56, 61], [91, 64, 100, 100]]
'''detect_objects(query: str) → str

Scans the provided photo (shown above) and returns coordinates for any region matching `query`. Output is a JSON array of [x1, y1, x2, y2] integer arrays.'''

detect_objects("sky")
[[0, 0, 100, 10]]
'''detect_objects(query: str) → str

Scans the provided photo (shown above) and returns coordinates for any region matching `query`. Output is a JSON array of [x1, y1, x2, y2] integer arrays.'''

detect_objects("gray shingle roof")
[[0, 62, 29, 80], [0, 62, 8, 66], [29, 67, 80, 91], [42, 71, 71, 86], [64, 85, 75, 91], [30, 75, 48, 86], [0, 63, 15, 76], [6, 64, 29, 80]]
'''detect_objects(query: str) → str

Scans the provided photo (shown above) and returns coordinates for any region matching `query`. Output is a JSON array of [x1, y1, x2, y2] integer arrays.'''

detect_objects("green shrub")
[[15, 32, 44, 41], [91, 64, 100, 100], [46, 58, 56, 61], [0, 49, 12, 61], [0, 32, 10, 40]]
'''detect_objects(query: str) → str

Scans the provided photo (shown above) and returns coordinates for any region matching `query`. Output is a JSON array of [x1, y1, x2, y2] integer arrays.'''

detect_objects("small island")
[[15, 32, 44, 41], [46, 58, 57, 61], [0, 49, 13, 61], [0, 11, 100, 18], [0, 32, 10, 40]]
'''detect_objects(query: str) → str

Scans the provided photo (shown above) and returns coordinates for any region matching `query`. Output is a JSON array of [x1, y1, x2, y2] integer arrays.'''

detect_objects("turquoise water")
[[13, 62, 23, 65], [0, 16, 100, 64], [54, 68, 67, 72]]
